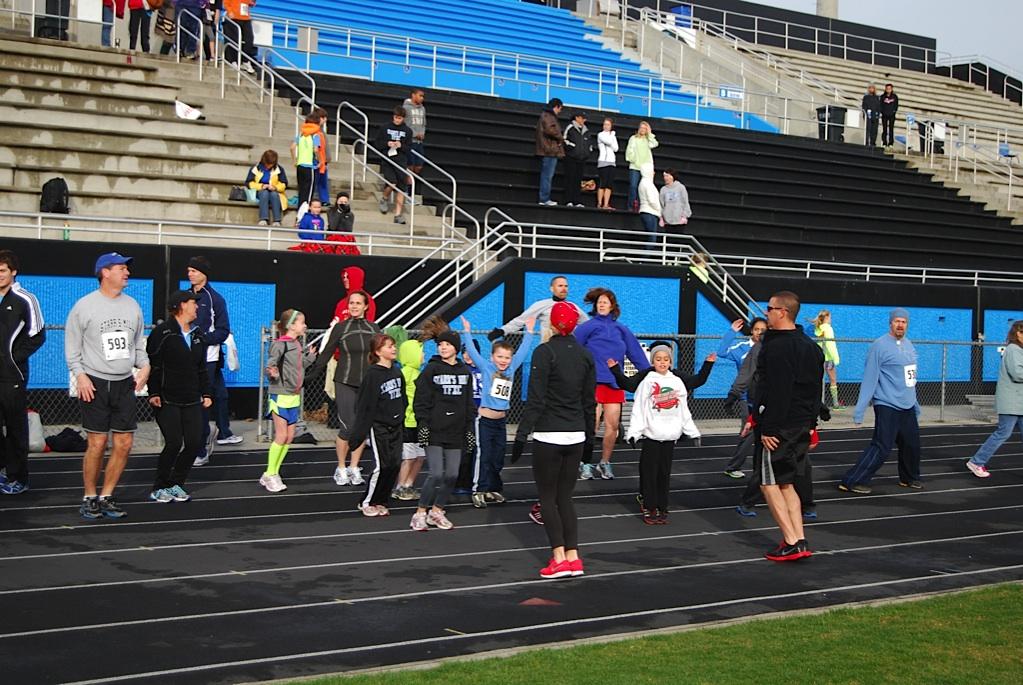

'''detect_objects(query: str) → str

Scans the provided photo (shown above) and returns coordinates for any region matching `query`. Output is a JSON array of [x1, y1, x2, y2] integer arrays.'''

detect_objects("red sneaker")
[[539, 558, 573, 579], [568, 558, 584, 577], [529, 502, 543, 525]]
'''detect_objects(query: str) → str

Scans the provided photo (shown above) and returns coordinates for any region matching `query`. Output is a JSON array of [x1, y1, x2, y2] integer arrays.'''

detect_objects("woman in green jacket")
[[813, 310, 842, 408], [625, 121, 658, 213]]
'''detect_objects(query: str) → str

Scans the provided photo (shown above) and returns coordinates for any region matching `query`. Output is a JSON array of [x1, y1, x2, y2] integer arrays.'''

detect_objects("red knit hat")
[[549, 301, 579, 335]]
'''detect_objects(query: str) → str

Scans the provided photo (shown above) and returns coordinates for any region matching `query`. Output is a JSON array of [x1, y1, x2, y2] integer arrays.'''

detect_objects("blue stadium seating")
[[254, 0, 775, 130]]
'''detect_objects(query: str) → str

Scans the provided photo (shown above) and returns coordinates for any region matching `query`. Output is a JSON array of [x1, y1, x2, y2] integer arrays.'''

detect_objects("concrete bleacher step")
[[0, 66, 180, 101], [0, 123, 252, 163], [0, 104, 229, 141], [0, 84, 187, 118]]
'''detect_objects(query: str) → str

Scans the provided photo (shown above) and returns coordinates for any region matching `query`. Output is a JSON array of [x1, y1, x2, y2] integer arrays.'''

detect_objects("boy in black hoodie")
[[350, 333, 406, 517], [411, 330, 476, 531], [374, 106, 415, 225]]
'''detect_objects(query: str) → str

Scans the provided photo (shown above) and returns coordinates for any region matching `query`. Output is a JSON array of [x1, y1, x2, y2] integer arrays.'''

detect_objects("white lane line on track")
[[2, 466, 1021, 532], [6, 530, 1022, 643], [5, 448, 1019, 503], [2, 500, 1020, 588], [23, 432, 997, 475], [55, 561, 1023, 685]]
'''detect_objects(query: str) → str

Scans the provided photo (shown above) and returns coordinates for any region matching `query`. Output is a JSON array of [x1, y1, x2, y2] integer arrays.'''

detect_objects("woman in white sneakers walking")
[[966, 321, 1023, 478]]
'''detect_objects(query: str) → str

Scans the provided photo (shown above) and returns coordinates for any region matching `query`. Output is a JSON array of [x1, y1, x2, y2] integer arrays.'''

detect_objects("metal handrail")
[[253, 12, 828, 130], [0, 210, 459, 256], [333, 100, 480, 243], [713, 252, 1023, 287], [936, 54, 1023, 107], [175, 10, 206, 80], [650, 0, 953, 74], [481, 215, 762, 319]]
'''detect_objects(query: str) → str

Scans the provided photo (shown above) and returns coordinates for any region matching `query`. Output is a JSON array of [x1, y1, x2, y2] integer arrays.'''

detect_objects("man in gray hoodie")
[[658, 168, 692, 231], [65, 252, 150, 520]]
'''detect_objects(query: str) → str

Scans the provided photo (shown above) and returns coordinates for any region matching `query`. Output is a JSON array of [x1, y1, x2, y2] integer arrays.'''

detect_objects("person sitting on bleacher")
[[246, 149, 288, 227]]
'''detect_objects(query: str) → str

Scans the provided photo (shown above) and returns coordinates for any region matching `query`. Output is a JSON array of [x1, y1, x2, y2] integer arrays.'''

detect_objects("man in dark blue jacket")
[[187, 256, 241, 466], [0, 250, 45, 495]]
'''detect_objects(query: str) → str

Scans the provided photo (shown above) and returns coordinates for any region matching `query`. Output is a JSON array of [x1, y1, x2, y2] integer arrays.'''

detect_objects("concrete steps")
[[0, 33, 461, 259]]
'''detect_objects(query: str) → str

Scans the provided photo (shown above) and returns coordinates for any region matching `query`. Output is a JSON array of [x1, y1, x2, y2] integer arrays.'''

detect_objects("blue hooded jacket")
[[574, 313, 650, 387]]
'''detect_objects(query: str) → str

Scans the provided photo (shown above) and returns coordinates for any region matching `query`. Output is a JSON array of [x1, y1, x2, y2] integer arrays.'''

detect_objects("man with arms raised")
[[489, 276, 588, 341]]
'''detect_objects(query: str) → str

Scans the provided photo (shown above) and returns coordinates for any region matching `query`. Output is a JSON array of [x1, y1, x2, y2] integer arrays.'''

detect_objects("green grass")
[[288, 583, 1023, 685]]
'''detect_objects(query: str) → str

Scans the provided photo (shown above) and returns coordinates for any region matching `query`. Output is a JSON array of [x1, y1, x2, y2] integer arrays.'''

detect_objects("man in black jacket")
[[562, 111, 592, 207], [861, 84, 881, 148], [752, 291, 824, 562], [0, 250, 45, 495]]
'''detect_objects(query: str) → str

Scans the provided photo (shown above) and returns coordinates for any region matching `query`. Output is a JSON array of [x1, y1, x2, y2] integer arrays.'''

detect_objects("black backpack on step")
[[40, 177, 70, 214]]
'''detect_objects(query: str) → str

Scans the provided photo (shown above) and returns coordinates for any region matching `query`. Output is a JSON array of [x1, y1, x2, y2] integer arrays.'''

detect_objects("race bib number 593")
[[904, 364, 917, 388], [102, 331, 131, 362]]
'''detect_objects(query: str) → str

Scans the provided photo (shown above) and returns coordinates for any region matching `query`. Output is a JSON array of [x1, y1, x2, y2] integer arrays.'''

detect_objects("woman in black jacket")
[[308, 290, 381, 487], [880, 83, 899, 149], [513, 302, 596, 579], [146, 290, 212, 503]]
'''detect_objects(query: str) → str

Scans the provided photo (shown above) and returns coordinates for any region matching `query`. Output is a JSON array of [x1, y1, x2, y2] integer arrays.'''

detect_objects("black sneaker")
[[765, 542, 804, 562], [837, 482, 871, 495], [80, 497, 102, 520], [98, 497, 127, 519], [796, 538, 812, 559], [898, 480, 923, 489]]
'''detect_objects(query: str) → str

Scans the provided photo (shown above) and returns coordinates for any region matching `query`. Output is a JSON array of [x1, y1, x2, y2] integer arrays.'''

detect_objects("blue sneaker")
[[736, 504, 757, 517], [80, 497, 102, 520], [579, 463, 595, 480], [0, 469, 8, 486], [0, 481, 28, 495], [802, 510, 818, 521], [167, 485, 192, 502], [149, 488, 174, 503]]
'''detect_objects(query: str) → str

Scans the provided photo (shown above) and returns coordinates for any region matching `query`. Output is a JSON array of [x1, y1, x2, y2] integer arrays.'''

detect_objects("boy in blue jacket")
[[460, 315, 535, 507]]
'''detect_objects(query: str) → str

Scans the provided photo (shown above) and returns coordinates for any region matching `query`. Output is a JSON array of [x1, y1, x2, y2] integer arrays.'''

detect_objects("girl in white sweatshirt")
[[610, 343, 715, 524]]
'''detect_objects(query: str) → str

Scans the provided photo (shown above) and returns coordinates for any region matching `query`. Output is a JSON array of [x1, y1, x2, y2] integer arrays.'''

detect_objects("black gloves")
[[511, 437, 526, 463], [417, 425, 431, 448], [691, 436, 702, 447], [581, 437, 595, 463], [487, 327, 504, 342], [723, 393, 741, 416], [465, 430, 477, 453], [819, 405, 832, 422], [626, 436, 638, 448]]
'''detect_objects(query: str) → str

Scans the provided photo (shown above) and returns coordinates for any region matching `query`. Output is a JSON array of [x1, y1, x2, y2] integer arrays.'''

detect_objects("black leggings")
[[881, 114, 896, 146], [532, 440, 582, 550], [639, 438, 674, 512], [154, 403, 204, 490], [128, 9, 150, 52]]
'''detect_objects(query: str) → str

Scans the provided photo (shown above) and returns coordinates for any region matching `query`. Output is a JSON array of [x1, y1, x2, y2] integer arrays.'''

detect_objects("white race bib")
[[239, 3, 250, 17], [102, 331, 131, 362], [489, 377, 513, 401], [904, 364, 917, 388]]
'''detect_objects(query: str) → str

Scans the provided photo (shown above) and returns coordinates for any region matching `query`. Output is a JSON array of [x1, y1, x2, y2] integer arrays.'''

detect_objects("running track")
[[1, 425, 1021, 684]]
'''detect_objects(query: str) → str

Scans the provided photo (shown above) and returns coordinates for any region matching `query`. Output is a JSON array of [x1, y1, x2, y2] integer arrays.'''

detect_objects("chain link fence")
[[27, 325, 160, 448], [256, 327, 1003, 443]]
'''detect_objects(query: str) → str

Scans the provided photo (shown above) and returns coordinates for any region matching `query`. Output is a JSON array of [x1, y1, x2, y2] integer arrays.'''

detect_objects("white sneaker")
[[965, 460, 991, 478], [333, 466, 350, 486], [410, 511, 428, 531], [360, 503, 381, 517], [427, 509, 454, 530], [259, 473, 284, 493], [242, 61, 256, 74], [724, 470, 746, 479], [193, 454, 210, 467], [216, 434, 243, 445], [149, 488, 174, 503], [579, 463, 595, 480], [348, 467, 365, 486], [272, 474, 287, 491]]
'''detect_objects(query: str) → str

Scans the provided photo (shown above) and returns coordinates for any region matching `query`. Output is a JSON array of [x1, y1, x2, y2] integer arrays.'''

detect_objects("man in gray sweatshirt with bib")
[[65, 252, 150, 520]]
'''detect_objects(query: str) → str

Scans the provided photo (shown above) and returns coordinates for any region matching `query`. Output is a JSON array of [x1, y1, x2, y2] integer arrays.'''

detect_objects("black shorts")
[[80, 375, 138, 433], [409, 142, 425, 165], [403, 426, 419, 444], [382, 160, 409, 188], [597, 166, 615, 189], [753, 424, 812, 485]]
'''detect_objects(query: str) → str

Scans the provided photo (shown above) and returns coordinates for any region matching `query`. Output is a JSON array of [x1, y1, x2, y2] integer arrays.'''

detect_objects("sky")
[[749, 0, 1022, 74]]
